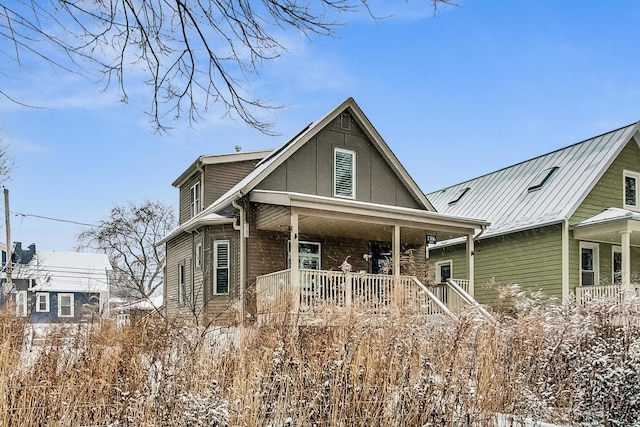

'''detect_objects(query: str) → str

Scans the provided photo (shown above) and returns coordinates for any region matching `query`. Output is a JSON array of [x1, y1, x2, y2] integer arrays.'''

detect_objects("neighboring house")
[[4, 243, 113, 323], [427, 121, 640, 307], [111, 293, 163, 327], [160, 98, 489, 326]]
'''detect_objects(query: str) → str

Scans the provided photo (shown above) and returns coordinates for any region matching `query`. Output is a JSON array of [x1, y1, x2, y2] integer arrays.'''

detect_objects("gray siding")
[[164, 233, 192, 319], [255, 113, 422, 209]]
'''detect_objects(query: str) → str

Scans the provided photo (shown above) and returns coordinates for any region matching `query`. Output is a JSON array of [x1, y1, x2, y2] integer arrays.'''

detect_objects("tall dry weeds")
[[1, 291, 639, 426]]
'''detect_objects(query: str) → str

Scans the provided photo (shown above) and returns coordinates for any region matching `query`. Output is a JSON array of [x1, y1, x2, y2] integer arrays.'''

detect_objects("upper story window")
[[624, 170, 640, 210], [334, 148, 356, 199], [190, 181, 201, 217]]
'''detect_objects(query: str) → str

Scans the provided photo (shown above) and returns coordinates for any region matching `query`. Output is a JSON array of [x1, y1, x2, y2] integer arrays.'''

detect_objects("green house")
[[427, 122, 640, 307]]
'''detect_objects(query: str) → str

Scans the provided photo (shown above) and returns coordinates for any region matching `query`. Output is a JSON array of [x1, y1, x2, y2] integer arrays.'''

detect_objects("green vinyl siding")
[[568, 237, 640, 289], [571, 138, 640, 223], [431, 225, 563, 308]]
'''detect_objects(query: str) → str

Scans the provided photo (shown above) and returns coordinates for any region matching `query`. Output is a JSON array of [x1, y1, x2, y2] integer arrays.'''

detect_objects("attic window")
[[340, 113, 351, 130], [334, 148, 356, 198], [448, 187, 470, 205], [527, 166, 559, 192]]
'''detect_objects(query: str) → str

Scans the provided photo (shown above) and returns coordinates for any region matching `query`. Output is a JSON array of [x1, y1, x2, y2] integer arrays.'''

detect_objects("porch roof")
[[572, 207, 640, 246], [157, 212, 235, 246], [250, 190, 489, 244]]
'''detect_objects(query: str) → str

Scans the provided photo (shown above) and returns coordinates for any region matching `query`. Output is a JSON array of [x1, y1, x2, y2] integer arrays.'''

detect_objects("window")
[[334, 148, 355, 198], [287, 241, 322, 270], [340, 113, 351, 130], [580, 242, 599, 286], [195, 242, 203, 269], [15, 291, 27, 317], [527, 166, 559, 192], [613, 246, 622, 285], [178, 263, 186, 304], [436, 260, 452, 284], [58, 293, 74, 317], [624, 170, 640, 209], [190, 181, 201, 217], [35, 292, 50, 312], [214, 241, 230, 295]]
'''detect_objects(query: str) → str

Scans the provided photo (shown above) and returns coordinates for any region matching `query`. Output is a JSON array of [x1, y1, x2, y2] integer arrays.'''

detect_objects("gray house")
[[160, 98, 489, 326]]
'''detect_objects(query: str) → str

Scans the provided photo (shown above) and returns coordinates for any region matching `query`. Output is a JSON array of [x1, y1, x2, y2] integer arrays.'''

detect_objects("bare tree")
[[77, 200, 176, 302], [0, 1, 452, 132]]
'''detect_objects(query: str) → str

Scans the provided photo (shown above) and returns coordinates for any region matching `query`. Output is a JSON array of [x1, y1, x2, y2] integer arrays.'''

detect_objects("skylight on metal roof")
[[448, 187, 470, 205], [527, 166, 559, 192]]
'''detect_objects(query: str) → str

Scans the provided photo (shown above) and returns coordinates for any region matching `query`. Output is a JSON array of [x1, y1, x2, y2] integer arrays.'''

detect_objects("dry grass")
[[1, 291, 640, 426]]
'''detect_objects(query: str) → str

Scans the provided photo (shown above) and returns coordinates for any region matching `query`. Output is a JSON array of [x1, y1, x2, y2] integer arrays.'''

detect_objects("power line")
[[11, 211, 99, 227]]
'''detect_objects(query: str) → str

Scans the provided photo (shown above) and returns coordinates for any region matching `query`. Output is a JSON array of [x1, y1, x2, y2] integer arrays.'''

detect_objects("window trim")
[[35, 292, 50, 313], [579, 242, 599, 287], [333, 147, 356, 199], [58, 293, 75, 318], [190, 181, 202, 218], [195, 241, 203, 269], [623, 170, 640, 210], [178, 262, 186, 304], [612, 245, 622, 285], [213, 240, 230, 295], [435, 260, 453, 284]]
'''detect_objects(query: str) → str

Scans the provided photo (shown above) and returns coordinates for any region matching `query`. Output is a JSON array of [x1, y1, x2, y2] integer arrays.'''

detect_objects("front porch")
[[255, 269, 489, 324]]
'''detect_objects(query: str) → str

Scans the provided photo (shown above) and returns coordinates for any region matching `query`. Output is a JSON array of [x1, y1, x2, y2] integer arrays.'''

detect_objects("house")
[[4, 243, 113, 323], [427, 121, 640, 307], [160, 98, 490, 326]]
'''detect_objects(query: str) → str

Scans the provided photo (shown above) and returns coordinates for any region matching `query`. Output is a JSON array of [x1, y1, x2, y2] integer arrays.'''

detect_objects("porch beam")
[[290, 213, 300, 313], [393, 225, 400, 277], [467, 233, 475, 297], [621, 230, 631, 292]]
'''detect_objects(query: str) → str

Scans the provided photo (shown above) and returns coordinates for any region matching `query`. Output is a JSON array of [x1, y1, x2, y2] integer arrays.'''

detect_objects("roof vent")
[[448, 187, 470, 205], [527, 166, 559, 192]]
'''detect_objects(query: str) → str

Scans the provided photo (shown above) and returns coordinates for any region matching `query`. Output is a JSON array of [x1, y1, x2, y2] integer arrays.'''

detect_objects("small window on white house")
[[195, 242, 203, 269], [334, 148, 355, 199], [190, 181, 202, 217], [214, 241, 230, 295], [527, 166, 559, 192], [58, 293, 74, 317], [435, 260, 452, 284], [35, 292, 50, 312], [624, 171, 640, 210], [580, 242, 599, 286], [178, 263, 186, 304]]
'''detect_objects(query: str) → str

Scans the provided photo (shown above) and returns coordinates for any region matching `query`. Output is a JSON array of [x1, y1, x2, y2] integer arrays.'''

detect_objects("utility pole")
[[4, 187, 11, 289]]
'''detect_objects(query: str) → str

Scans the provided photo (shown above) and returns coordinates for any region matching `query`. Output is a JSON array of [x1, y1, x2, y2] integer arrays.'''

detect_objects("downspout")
[[562, 219, 569, 302], [473, 225, 486, 242], [232, 198, 245, 323]]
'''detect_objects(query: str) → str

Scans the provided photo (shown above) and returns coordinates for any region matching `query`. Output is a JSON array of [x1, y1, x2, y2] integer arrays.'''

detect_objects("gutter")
[[232, 198, 246, 323]]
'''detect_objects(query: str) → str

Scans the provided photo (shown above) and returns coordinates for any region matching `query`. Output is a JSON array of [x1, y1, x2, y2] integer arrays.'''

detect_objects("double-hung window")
[[178, 263, 186, 304], [35, 292, 50, 312], [624, 170, 640, 210], [580, 242, 599, 286], [58, 293, 74, 317], [334, 148, 355, 198], [214, 241, 230, 295], [190, 181, 201, 217]]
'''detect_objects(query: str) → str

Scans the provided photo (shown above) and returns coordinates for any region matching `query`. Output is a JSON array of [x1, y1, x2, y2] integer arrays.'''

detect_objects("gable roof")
[[161, 98, 436, 242], [427, 121, 640, 242], [25, 251, 112, 292]]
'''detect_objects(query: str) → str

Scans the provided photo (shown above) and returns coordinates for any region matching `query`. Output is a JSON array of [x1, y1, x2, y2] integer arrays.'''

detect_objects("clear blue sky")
[[1, 0, 640, 251]]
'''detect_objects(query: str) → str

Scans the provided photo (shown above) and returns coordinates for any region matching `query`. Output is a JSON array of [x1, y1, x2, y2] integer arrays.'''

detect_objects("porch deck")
[[575, 283, 640, 304], [255, 269, 488, 324]]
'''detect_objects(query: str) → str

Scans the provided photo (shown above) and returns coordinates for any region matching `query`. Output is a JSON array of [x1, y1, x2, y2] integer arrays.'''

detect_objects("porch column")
[[393, 225, 400, 277], [290, 213, 300, 312], [467, 233, 475, 297], [621, 230, 632, 294]]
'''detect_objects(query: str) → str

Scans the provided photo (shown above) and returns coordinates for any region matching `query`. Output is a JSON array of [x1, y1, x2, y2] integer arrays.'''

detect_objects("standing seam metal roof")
[[427, 122, 640, 240]]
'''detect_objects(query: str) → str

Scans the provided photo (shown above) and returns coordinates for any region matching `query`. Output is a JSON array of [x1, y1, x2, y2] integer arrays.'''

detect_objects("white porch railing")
[[255, 269, 454, 322], [429, 278, 470, 314], [575, 284, 640, 305]]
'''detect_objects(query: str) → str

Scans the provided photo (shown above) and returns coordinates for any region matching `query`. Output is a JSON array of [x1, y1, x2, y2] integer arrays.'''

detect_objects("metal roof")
[[427, 122, 640, 242]]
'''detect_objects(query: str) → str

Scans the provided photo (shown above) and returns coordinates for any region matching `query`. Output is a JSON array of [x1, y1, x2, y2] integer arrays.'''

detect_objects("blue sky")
[[1, 0, 640, 251]]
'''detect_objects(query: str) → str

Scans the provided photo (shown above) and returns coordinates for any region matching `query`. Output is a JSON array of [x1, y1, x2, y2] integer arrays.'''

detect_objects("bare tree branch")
[[0, 0, 450, 133]]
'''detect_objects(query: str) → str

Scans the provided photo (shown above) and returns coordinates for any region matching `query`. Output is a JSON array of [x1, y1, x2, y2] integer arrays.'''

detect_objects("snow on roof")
[[573, 207, 640, 228], [427, 122, 640, 240], [27, 251, 112, 293]]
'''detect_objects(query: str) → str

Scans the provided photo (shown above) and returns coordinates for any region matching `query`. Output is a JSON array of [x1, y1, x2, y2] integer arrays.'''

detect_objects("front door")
[[371, 242, 392, 275]]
